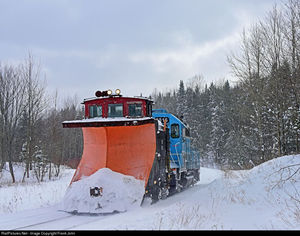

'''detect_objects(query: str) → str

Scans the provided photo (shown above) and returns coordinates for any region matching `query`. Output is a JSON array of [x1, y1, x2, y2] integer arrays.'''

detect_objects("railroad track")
[[0, 206, 111, 230]]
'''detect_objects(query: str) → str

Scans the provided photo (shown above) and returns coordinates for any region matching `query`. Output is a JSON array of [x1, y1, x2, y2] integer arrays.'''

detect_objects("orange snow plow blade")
[[70, 123, 156, 185]]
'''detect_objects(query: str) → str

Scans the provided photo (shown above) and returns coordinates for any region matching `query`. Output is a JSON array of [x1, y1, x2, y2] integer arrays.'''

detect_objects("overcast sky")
[[1, 0, 281, 101]]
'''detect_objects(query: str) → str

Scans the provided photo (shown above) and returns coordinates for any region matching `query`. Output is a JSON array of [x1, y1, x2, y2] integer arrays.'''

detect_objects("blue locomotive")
[[152, 109, 201, 195]]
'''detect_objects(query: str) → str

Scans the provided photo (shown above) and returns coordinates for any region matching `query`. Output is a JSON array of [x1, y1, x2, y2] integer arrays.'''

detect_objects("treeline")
[[0, 54, 83, 182], [153, 0, 300, 169]]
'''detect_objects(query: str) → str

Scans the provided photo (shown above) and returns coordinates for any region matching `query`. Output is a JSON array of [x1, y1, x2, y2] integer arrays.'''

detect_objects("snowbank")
[[199, 167, 222, 185], [59, 168, 145, 213], [83, 155, 300, 230], [2, 155, 300, 229]]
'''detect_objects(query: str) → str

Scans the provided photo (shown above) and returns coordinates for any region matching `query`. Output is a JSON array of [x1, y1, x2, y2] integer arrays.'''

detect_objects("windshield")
[[108, 104, 123, 117], [128, 104, 142, 117]]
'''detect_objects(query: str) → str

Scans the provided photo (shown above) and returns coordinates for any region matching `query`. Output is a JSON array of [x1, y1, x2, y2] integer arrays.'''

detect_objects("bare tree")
[[227, 1, 300, 159], [0, 63, 26, 182], [282, 0, 300, 153], [227, 23, 268, 160], [21, 52, 48, 181]]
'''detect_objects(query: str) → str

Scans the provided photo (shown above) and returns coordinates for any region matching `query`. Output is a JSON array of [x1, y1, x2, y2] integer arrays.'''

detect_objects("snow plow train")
[[60, 89, 200, 213]]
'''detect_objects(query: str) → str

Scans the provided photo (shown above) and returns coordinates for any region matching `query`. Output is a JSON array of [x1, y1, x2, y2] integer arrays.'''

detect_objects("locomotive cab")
[[83, 89, 153, 119], [84, 96, 153, 119]]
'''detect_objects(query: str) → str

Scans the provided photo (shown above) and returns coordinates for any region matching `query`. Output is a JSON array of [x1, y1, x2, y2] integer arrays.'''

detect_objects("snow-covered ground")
[[1, 155, 300, 230], [0, 164, 75, 215]]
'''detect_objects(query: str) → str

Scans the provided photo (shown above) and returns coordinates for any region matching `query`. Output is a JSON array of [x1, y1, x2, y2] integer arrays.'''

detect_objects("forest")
[[153, 0, 300, 169], [1, 0, 300, 183]]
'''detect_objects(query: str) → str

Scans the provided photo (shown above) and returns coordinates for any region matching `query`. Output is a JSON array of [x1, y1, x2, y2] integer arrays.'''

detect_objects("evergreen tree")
[[176, 80, 187, 122], [207, 83, 226, 165]]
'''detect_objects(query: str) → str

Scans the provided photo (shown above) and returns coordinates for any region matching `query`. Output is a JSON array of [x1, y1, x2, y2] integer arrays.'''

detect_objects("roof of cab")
[[82, 96, 152, 104]]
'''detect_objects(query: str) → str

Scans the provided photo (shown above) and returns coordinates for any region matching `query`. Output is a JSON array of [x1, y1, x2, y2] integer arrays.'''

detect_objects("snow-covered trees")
[[227, 0, 300, 164], [176, 80, 187, 122], [153, 0, 300, 169], [153, 68, 300, 169]]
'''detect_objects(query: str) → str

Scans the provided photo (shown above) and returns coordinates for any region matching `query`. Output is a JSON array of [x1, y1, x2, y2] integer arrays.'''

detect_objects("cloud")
[[0, 0, 281, 100], [128, 30, 240, 80]]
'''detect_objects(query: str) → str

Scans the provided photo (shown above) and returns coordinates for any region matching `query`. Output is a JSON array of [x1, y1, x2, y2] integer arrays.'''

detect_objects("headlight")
[[95, 90, 101, 97], [115, 89, 121, 95]]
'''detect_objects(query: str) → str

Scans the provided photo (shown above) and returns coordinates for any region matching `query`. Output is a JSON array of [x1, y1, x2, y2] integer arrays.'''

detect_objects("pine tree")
[[32, 143, 48, 182], [176, 80, 187, 122], [208, 83, 226, 165]]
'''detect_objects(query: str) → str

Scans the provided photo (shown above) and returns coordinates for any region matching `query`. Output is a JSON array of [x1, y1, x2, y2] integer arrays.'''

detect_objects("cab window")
[[108, 104, 123, 117], [171, 124, 180, 138], [128, 104, 142, 117], [89, 105, 102, 118], [183, 128, 190, 137]]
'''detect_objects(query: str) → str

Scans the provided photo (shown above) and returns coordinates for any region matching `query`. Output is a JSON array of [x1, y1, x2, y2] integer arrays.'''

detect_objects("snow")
[[0, 164, 75, 214], [59, 168, 145, 213], [63, 117, 153, 124], [0, 154, 300, 230]]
